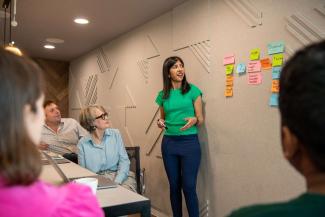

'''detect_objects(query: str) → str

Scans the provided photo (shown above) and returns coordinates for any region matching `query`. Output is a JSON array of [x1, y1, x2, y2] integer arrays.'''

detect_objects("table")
[[40, 162, 151, 217]]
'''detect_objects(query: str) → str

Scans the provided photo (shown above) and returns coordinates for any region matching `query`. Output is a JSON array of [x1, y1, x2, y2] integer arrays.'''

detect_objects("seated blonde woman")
[[78, 105, 136, 192]]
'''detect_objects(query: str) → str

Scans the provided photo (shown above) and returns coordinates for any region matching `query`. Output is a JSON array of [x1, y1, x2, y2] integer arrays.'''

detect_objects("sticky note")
[[269, 93, 279, 107], [247, 61, 261, 73], [272, 53, 284, 66], [248, 72, 262, 85], [260, 58, 272, 70], [225, 64, 234, 75], [225, 87, 233, 97], [250, 48, 260, 60], [223, 54, 235, 65], [226, 75, 234, 81], [226, 80, 233, 86], [271, 80, 279, 93], [268, 41, 285, 55], [272, 67, 281, 79], [236, 63, 246, 74]]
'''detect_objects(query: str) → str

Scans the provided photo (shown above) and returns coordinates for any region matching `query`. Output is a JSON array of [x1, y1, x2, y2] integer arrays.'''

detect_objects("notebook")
[[42, 151, 118, 189]]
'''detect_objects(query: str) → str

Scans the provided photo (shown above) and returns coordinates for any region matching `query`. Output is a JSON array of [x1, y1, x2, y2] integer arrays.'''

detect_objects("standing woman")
[[155, 56, 203, 217]]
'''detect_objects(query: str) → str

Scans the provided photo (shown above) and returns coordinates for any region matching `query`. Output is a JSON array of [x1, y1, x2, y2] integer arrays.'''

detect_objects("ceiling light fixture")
[[2, 0, 22, 56], [74, 18, 89, 24], [46, 38, 64, 44], [44, 44, 55, 49]]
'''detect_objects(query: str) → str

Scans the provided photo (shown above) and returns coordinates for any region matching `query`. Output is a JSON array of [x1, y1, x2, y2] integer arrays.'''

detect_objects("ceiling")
[[0, 0, 187, 61]]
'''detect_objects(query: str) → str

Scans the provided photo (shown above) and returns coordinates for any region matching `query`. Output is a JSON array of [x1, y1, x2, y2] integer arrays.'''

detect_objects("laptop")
[[42, 151, 118, 189]]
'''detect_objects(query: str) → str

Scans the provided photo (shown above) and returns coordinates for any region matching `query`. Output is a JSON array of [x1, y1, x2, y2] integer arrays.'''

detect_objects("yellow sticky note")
[[250, 48, 260, 60], [225, 87, 233, 97], [271, 80, 279, 93], [272, 54, 284, 66], [225, 64, 234, 75]]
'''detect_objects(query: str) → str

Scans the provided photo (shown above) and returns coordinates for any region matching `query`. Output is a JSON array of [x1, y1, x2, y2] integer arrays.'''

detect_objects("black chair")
[[125, 146, 145, 194]]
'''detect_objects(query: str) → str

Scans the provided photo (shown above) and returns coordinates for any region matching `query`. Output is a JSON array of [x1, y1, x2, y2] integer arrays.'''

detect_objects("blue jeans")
[[162, 134, 201, 217]]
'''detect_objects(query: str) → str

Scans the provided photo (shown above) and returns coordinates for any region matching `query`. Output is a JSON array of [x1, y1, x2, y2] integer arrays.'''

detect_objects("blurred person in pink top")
[[0, 49, 104, 217]]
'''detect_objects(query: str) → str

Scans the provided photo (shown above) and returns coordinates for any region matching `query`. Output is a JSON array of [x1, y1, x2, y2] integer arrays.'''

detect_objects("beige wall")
[[69, 0, 325, 216]]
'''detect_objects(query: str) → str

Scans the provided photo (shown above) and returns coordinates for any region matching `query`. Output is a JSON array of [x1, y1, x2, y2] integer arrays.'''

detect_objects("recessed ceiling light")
[[46, 38, 64, 44], [44, 44, 55, 49], [74, 18, 89, 24]]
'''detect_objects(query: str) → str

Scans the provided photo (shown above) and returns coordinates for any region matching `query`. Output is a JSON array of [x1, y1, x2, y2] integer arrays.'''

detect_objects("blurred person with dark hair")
[[228, 41, 325, 217], [0, 49, 103, 217]]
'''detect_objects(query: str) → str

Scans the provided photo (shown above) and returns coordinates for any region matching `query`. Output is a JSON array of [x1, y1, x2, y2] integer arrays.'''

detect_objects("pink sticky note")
[[223, 54, 235, 65], [248, 72, 262, 85], [247, 61, 261, 73]]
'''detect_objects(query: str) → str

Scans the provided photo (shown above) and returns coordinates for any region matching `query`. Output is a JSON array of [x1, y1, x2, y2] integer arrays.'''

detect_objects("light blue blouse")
[[77, 128, 130, 184]]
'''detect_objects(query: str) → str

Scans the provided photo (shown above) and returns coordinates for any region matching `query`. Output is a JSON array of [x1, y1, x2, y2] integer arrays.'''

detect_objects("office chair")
[[125, 146, 145, 194]]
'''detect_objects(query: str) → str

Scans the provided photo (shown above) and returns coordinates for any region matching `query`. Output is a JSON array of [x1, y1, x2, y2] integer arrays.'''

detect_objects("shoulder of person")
[[157, 89, 164, 96], [105, 128, 121, 135], [62, 118, 78, 124], [78, 134, 91, 145], [227, 202, 292, 217], [189, 83, 200, 91]]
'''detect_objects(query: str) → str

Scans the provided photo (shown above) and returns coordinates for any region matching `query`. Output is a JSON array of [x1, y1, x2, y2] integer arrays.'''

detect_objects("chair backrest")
[[125, 146, 141, 194]]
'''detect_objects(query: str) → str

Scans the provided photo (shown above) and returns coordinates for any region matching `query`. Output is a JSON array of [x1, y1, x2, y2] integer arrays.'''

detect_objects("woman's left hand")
[[180, 117, 197, 131]]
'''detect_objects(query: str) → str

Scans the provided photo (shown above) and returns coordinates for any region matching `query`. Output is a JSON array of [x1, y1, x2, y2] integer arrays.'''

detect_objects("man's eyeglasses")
[[95, 112, 109, 120]]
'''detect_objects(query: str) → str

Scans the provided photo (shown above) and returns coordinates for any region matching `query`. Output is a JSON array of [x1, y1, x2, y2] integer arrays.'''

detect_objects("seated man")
[[40, 100, 88, 163], [228, 41, 325, 217]]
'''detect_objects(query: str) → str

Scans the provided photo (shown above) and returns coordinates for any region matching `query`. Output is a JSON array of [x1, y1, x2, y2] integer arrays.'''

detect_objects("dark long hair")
[[279, 40, 325, 171], [162, 56, 190, 99], [0, 49, 44, 185]]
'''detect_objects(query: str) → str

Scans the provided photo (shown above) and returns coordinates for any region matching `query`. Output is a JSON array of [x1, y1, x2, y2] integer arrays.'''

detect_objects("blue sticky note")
[[269, 93, 279, 107], [268, 41, 285, 55], [236, 63, 246, 74], [272, 67, 281, 79]]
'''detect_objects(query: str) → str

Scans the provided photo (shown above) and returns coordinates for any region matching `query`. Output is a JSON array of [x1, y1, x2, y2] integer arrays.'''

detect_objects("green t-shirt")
[[227, 193, 325, 217], [155, 84, 202, 136]]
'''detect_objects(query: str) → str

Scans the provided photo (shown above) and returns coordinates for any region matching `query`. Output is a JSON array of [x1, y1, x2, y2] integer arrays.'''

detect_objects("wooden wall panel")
[[34, 58, 69, 117]]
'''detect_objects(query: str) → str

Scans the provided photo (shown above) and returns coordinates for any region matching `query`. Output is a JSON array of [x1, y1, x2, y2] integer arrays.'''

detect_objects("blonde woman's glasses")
[[95, 112, 109, 120]]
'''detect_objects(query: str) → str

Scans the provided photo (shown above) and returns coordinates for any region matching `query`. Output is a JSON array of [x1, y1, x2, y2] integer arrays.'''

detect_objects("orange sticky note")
[[226, 80, 233, 86], [226, 75, 234, 81], [260, 58, 272, 70], [225, 87, 233, 97], [271, 80, 279, 93]]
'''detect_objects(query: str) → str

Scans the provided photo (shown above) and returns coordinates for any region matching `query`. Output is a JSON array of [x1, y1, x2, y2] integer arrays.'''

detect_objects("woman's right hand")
[[157, 118, 167, 129]]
